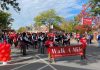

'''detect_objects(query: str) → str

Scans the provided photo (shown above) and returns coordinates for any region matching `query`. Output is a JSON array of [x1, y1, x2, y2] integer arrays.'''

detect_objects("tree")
[[74, 24, 92, 34], [60, 21, 68, 32], [17, 27, 27, 33], [0, 0, 20, 12], [53, 24, 62, 31], [0, 10, 13, 29], [89, 0, 100, 16], [34, 9, 64, 32], [60, 20, 78, 33]]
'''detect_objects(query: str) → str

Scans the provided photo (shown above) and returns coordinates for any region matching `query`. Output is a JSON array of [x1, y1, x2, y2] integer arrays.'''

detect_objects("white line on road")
[[11, 63, 31, 70], [11, 59, 43, 70], [36, 55, 57, 70], [8, 55, 57, 70], [37, 65, 48, 70]]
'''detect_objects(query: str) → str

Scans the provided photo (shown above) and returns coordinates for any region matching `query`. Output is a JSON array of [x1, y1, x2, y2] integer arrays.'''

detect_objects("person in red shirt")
[[80, 34, 87, 60], [45, 37, 54, 48], [45, 37, 55, 63]]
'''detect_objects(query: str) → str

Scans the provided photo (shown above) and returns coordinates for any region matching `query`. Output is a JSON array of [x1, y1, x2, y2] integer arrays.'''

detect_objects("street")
[[0, 0, 100, 70], [0, 40, 100, 70]]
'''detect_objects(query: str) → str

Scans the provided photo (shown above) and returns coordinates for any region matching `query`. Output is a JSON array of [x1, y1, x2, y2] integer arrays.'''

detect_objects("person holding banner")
[[45, 37, 55, 63], [45, 37, 54, 48], [80, 34, 87, 60]]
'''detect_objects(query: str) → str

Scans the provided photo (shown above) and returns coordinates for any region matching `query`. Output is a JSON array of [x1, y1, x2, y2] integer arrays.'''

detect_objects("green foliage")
[[0, 11, 13, 29], [89, 0, 100, 16], [74, 16, 80, 23], [17, 27, 27, 33], [53, 24, 62, 31], [90, 0, 100, 3], [91, 8, 100, 15], [0, 0, 20, 12], [60, 21, 68, 32], [34, 9, 64, 26], [60, 21, 78, 33]]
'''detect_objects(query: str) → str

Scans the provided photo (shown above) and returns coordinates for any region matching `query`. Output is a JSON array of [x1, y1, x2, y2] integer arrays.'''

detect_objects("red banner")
[[83, 18, 92, 25], [48, 45, 83, 59]]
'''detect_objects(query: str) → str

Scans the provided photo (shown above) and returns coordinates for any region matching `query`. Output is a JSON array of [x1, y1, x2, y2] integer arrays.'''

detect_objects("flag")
[[83, 18, 92, 25]]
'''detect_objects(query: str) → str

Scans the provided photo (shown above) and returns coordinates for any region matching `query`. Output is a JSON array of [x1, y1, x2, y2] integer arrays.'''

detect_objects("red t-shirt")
[[45, 40, 54, 47], [80, 37, 87, 49]]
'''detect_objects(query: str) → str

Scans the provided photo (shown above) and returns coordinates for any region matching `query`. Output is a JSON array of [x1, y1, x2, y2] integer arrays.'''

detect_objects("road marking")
[[37, 65, 48, 70], [11, 63, 31, 70], [36, 55, 57, 70], [11, 59, 43, 70]]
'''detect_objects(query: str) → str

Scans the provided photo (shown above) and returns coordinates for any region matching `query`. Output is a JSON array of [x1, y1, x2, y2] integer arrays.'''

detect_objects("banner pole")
[[48, 52, 51, 62], [81, 17, 83, 25]]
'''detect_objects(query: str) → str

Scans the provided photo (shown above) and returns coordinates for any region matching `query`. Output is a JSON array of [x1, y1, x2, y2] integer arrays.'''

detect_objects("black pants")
[[22, 46, 27, 55], [63, 41, 67, 46], [38, 42, 45, 54], [33, 41, 37, 49], [21, 43, 27, 56], [14, 41, 18, 47], [81, 48, 86, 59]]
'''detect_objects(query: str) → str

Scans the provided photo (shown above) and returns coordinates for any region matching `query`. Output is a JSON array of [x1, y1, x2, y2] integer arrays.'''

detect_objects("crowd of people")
[[0, 31, 100, 57], [0, 32, 71, 55]]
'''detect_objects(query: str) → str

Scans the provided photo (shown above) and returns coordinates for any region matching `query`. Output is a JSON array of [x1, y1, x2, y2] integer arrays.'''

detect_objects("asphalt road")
[[0, 59, 90, 70], [0, 40, 100, 70]]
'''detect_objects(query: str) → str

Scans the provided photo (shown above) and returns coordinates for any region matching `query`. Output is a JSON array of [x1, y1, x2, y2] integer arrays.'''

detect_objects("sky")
[[8, 0, 88, 30]]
